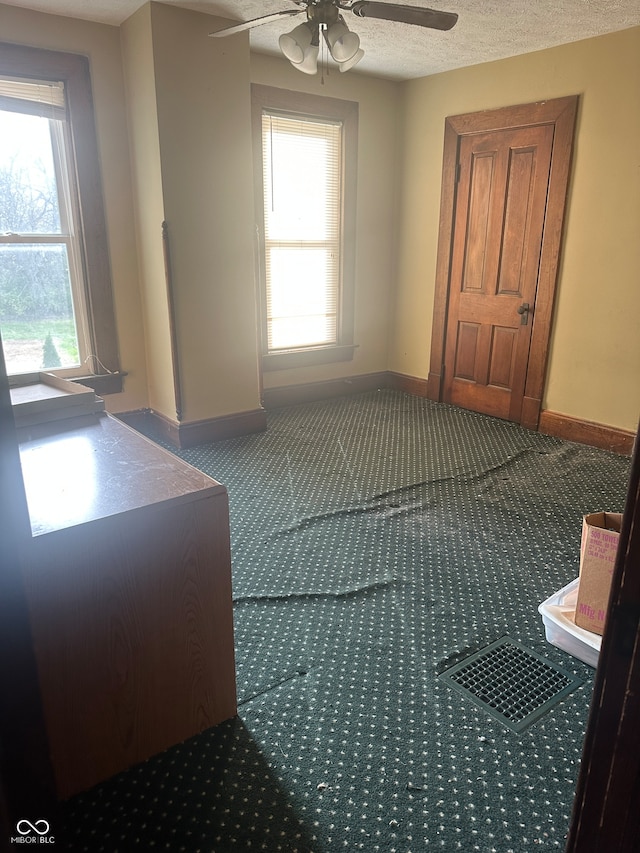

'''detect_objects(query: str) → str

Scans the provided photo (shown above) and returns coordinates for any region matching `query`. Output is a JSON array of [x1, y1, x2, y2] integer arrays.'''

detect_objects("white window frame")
[[252, 85, 358, 371]]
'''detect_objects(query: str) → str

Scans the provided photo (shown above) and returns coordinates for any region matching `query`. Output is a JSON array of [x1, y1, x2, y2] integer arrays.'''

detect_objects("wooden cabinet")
[[17, 414, 237, 799]]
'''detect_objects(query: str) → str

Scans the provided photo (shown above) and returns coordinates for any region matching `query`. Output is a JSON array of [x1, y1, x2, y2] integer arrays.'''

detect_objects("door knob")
[[517, 302, 530, 325]]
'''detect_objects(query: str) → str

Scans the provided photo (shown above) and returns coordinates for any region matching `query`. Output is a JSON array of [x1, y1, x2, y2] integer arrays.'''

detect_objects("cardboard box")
[[574, 512, 622, 636]]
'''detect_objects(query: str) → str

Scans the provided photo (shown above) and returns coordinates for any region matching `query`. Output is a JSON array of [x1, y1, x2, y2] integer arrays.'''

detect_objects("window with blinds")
[[261, 111, 343, 352], [0, 76, 65, 117]]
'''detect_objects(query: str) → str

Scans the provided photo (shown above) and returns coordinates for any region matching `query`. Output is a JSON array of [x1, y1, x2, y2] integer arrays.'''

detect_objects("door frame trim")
[[427, 96, 579, 429]]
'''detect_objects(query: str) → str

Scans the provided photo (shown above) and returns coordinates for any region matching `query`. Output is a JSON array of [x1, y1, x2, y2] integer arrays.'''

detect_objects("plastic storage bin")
[[538, 578, 601, 668]]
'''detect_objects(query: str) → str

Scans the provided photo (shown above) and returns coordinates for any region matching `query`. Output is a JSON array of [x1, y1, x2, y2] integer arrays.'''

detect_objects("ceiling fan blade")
[[350, 2, 458, 31], [209, 9, 303, 38]]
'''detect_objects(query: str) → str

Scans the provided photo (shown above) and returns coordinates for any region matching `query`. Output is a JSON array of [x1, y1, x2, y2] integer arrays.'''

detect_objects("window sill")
[[263, 345, 356, 372], [9, 370, 125, 395], [73, 372, 126, 395]]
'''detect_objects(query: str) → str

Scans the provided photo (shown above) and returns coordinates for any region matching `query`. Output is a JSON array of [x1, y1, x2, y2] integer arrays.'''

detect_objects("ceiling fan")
[[209, 1, 458, 75]]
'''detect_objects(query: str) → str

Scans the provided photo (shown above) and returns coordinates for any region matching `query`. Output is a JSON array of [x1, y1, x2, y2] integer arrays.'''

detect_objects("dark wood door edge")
[[566, 420, 640, 851]]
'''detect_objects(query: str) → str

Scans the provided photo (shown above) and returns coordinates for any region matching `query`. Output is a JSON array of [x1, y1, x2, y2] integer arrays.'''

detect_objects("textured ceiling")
[[3, 0, 640, 80]]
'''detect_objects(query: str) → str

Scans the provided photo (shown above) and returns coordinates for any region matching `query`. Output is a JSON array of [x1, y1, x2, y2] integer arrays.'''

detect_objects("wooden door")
[[429, 97, 578, 430], [444, 124, 553, 421]]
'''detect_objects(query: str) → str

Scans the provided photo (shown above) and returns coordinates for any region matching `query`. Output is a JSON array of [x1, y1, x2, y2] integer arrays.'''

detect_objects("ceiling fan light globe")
[[294, 43, 319, 75], [279, 37, 303, 64], [339, 47, 364, 72], [279, 22, 312, 63], [326, 22, 360, 62]]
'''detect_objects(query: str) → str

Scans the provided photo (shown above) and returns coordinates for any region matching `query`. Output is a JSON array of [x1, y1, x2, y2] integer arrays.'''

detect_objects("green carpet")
[[56, 391, 631, 851]]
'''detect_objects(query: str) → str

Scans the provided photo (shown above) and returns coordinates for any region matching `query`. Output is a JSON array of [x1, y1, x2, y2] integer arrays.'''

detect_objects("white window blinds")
[[0, 76, 65, 119], [262, 111, 343, 351]]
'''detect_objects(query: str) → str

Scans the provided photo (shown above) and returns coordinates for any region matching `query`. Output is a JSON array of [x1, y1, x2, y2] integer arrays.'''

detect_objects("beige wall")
[[121, 3, 261, 423], [393, 27, 640, 432], [0, 3, 148, 413], [121, 4, 174, 417], [251, 54, 402, 391], [146, 3, 261, 422]]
